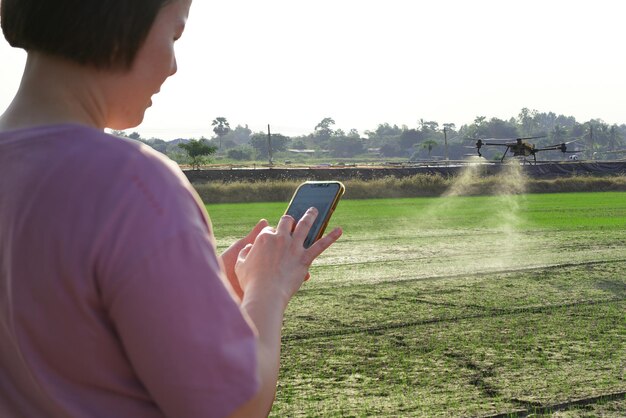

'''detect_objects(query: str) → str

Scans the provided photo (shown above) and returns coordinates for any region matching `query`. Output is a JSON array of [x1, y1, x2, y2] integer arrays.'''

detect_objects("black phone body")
[[285, 181, 345, 248]]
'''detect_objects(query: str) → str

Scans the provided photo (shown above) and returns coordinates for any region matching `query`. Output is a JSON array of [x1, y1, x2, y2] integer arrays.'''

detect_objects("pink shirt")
[[0, 124, 258, 417]]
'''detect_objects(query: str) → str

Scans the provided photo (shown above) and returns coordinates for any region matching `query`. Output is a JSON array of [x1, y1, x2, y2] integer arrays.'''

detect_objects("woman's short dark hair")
[[1, 0, 172, 69]]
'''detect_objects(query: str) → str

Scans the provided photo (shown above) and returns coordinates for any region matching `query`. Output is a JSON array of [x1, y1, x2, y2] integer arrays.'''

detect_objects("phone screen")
[[285, 182, 344, 248]]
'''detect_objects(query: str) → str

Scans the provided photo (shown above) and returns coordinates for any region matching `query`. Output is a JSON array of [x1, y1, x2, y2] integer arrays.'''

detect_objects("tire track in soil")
[[313, 246, 624, 269], [282, 297, 626, 341], [336, 227, 624, 245], [302, 258, 626, 292], [444, 350, 626, 418], [480, 390, 626, 418]]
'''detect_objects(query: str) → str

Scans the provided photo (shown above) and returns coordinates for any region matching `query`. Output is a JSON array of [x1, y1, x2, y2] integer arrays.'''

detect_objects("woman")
[[0, 0, 342, 417]]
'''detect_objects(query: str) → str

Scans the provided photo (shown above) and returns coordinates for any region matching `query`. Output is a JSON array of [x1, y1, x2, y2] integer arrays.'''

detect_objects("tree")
[[589, 119, 610, 149], [227, 145, 254, 161], [109, 129, 127, 138], [474, 116, 486, 126], [555, 114, 576, 130], [551, 125, 568, 143], [249, 132, 290, 159], [518, 108, 538, 136], [328, 136, 365, 158], [347, 129, 360, 139], [212, 117, 231, 149], [178, 139, 217, 170], [460, 117, 487, 140], [422, 121, 440, 133], [229, 124, 252, 145], [379, 140, 405, 157], [314, 117, 336, 144], [443, 123, 456, 132], [399, 128, 422, 149], [483, 117, 518, 139], [290, 139, 307, 150], [375, 123, 402, 138], [608, 125, 622, 151]]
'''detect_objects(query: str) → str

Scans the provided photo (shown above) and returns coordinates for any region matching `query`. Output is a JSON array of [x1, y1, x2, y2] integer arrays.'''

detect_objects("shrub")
[[191, 174, 626, 204]]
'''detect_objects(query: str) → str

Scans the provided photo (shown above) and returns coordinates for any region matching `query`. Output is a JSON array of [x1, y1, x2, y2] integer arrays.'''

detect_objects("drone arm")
[[535, 145, 561, 152], [484, 143, 510, 147]]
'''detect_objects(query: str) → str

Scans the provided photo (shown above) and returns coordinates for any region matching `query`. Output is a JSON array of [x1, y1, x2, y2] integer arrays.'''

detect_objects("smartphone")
[[285, 181, 345, 248]]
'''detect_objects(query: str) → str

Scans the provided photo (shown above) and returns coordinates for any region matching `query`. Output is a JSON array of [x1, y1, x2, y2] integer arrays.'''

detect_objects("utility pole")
[[588, 124, 594, 160], [267, 124, 273, 166], [443, 127, 449, 162]]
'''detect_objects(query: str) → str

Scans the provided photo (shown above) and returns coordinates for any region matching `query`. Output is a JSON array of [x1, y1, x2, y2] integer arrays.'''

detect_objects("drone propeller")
[[467, 138, 507, 143], [544, 138, 582, 148], [467, 136, 547, 147], [564, 138, 582, 144], [516, 135, 546, 141]]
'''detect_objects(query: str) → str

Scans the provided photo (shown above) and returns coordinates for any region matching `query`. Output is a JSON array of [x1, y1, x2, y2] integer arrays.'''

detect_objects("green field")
[[207, 191, 626, 417]]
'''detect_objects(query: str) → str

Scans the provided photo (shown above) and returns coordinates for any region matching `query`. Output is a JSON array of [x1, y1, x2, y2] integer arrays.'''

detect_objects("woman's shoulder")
[[75, 126, 193, 200], [28, 123, 183, 181], [2, 122, 192, 203], [68, 124, 175, 170]]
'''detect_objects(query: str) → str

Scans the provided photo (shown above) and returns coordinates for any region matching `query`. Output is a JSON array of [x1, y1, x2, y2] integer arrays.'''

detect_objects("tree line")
[[112, 108, 626, 166]]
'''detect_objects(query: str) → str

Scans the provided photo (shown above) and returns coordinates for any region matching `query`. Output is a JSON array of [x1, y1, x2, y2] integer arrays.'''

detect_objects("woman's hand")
[[235, 207, 342, 309], [227, 208, 342, 418], [220, 219, 269, 301]]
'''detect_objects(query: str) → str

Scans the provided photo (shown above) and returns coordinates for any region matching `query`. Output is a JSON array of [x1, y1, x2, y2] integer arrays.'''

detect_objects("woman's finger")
[[245, 219, 269, 243], [302, 227, 342, 264], [276, 215, 295, 236], [259, 225, 276, 236], [291, 207, 318, 243], [237, 243, 253, 262]]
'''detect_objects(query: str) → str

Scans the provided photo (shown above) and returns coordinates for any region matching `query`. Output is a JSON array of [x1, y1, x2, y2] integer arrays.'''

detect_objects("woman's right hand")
[[235, 207, 342, 309], [229, 208, 341, 418]]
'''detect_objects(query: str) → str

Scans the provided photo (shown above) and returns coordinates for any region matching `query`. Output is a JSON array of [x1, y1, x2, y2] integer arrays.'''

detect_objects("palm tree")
[[212, 117, 230, 149], [473, 116, 486, 126]]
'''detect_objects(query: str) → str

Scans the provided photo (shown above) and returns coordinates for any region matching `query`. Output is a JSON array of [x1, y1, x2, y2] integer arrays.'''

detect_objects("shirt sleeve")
[[104, 228, 258, 418]]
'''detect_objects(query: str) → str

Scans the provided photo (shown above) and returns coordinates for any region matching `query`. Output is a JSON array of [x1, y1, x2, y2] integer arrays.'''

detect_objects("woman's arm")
[[228, 209, 342, 417]]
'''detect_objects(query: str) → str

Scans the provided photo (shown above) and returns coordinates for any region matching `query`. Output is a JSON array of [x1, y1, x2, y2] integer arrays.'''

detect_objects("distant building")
[[287, 149, 316, 154]]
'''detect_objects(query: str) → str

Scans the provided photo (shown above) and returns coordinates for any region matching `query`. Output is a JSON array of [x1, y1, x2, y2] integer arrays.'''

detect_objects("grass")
[[192, 173, 626, 204], [206, 191, 626, 417]]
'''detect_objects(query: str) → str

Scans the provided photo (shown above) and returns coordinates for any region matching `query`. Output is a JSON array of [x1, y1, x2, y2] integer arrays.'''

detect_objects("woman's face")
[[105, 0, 192, 129]]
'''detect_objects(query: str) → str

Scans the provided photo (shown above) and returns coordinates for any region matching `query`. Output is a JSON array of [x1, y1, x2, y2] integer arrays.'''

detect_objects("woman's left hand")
[[220, 219, 269, 301]]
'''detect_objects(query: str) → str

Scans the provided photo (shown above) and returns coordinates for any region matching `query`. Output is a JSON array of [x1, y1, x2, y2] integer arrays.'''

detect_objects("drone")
[[469, 136, 580, 164]]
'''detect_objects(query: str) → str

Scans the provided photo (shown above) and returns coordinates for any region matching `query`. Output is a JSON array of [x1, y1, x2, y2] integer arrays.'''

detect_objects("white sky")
[[1, 0, 626, 140]]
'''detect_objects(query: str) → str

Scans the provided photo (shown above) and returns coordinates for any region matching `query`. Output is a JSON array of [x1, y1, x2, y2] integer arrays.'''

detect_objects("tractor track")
[[282, 297, 626, 342], [312, 245, 625, 270], [480, 390, 626, 418], [301, 258, 626, 292], [335, 227, 624, 244]]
